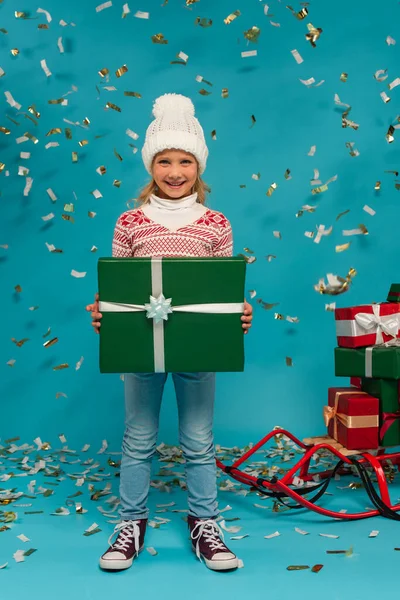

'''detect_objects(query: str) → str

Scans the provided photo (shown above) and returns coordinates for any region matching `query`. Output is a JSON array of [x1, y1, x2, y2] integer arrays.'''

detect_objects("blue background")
[[1, 0, 400, 451]]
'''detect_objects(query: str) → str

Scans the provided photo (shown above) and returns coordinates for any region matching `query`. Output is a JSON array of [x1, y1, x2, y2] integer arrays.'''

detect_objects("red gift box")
[[324, 387, 379, 450], [335, 303, 400, 348], [350, 377, 362, 388]]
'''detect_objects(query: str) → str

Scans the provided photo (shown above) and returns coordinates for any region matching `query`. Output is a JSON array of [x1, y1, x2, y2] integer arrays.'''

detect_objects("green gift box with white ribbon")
[[335, 346, 400, 379], [97, 257, 246, 373]]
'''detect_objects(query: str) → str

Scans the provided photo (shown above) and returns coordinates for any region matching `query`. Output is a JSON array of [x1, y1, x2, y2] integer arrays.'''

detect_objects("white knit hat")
[[141, 93, 209, 175]]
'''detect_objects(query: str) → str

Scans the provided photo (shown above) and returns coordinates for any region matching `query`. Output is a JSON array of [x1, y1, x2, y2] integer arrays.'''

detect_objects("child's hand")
[[241, 300, 253, 335], [86, 292, 102, 334]]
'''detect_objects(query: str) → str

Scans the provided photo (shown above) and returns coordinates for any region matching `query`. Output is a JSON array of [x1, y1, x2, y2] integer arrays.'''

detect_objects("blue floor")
[[1, 436, 400, 600]]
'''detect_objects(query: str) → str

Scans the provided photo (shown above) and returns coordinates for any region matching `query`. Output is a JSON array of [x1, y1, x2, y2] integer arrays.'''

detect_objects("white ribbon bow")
[[355, 304, 399, 344]]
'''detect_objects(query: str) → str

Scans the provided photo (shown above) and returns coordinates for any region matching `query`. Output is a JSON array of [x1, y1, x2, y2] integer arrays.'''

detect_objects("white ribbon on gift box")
[[99, 258, 244, 372], [336, 304, 400, 345]]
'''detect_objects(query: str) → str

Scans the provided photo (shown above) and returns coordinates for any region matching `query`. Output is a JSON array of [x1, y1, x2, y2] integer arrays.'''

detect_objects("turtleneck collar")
[[149, 191, 198, 211]]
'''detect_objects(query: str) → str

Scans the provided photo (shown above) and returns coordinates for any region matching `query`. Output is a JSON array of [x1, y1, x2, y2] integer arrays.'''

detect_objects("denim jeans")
[[118, 371, 219, 521]]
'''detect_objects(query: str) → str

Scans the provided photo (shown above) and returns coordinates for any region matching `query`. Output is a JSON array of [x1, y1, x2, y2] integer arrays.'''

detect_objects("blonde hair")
[[135, 155, 211, 206]]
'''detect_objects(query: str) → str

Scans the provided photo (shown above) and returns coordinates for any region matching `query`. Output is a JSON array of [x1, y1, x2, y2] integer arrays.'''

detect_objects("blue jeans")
[[119, 372, 219, 521]]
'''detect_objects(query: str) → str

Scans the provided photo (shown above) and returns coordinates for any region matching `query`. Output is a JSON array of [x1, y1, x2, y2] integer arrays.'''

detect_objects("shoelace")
[[108, 520, 141, 555], [190, 519, 227, 562]]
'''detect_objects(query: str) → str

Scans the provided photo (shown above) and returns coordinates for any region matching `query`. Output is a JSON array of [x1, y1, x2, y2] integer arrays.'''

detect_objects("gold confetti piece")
[[336, 209, 350, 221], [291, 49, 303, 64], [124, 91, 142, 98], [24, 132, 38, 144], [221, 88, 229, 99], [386, 124, 395, 143], [314, 269, 356, 296], [345, 141, 360, 157], [43, 338, 58, 348], [275, 313, 285, 320], [199, 88, 211, 96], [105, 102, 121, 112], [211, 130, 217, 140], [244, 26, 261, 43], [266, 183, 277, 197], [46, 128, 62, 136], [237, 253, 256, 264], [250, 115, 256, 127], [11, 337, 29, 347], [287, 565, 309, 571], [0, 126, 10, 134], [243, 247, 254, 254], [53, 364, 69, 371], [152, 33, 168, 44], [340, 73, 348, 82], [99, 67, 109, 78], [48, 97, 67, 105], [15, 11, 28, 19], [257, 299, 279, 310], [195, 17, 212, 27], [374, 181, 381, 190], [286, 357, 293, 367], [114, 148, 123, 161], [224, 10, 241, 25], [97, 165, 107, 175], [15, 284, 22, 293], [0, 28, 7, 34], [113, 180, 121, 187], [65, 128, 72, 139], [287, 5, 308, 19], [305, 23, 323, 47], [61, 214, 74, 223], [327, 546, 353, 556], [312, 564, 324, 573], [56, 392, 68, 399], [71, 151, 78, 162], [336, 242, 351, 253]]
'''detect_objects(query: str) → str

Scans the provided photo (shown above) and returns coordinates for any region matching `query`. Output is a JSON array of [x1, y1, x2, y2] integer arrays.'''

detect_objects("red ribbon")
[[380, 411, 400, 440]]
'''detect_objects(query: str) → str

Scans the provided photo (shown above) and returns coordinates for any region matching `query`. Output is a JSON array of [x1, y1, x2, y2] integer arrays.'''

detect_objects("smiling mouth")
[[165, 181, 186, 188]]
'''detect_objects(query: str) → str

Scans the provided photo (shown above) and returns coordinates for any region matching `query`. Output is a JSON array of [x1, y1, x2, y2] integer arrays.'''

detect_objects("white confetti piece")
[[75, 356, 84, 370], [220, 520, 241, 534], [230, 534, 249, 540], [300, 77, 324, 87], [23, 177, 33, 197], [319, 533, 339, 539], [37, 7, 52, 22], [126, 128, 139, 140], [308, 145, 316, 156], [295, 527, 309, 535], [41, 213, 55, 221], [85, 523, 99, 533], [380, 91, 390, 103], [291, 49, 303, 64], [342, 228, 366, 236], [5, 91, 22, 110], [0, 563, 8, 569], [146, 547, 157, 555], [59, 434, 67, 443], [97, 440, 108, 454], [238, 558, 244, 568], [13, 550, 25, 563], [254, 503, 269, 509], [264, 531, 280, 539], [0, 67, 4, 77], [177, 51, 189, 62], [81, 444, 90, 452], [325, 302, 336, 311], [374, 69, 388, 81], [219, 505, 233, 513], [363, 205, 376, 216], [134, 10, 149, 19], [47, 188, 57, 202], [20, 152, 30, 159], [58, 37, 64, 53], [314, 224, 333, 244], [241, 50, 257, 58], [40, 59, 52, 77], [369, 530, 379, 538], [17, 534, 30, 542], [388, 77, 400, 91], [16, 136, 29, 144], [18, 166, 29, 176], [91, 189, 103, 199], [71, 270, 87, 278], [122, 3, 130, 16], [45, 142, 59, 149], [273, 231, 281, 239], [96, 1, 112, 12], [386, 36, 396, 46]]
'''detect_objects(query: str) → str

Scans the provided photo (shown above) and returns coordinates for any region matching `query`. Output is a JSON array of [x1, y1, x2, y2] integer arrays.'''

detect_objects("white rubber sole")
[[99, 546, 144, 571], [191, 546, 239, 571]]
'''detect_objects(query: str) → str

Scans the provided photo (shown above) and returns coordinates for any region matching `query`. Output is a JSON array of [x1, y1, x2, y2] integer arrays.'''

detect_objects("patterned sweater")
[[112, 206, 233, 258]]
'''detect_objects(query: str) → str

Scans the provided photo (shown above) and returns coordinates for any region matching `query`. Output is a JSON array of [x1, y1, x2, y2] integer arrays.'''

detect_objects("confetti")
[[40, 59, 52, 77], [291, 49, 303, 64], [369, 530, 379, 538], [311, 564, 324, 573], [308, 145, 316, 156], [295, 527, 309, 535], [388, 77, 400, 91], [224, 10, 241, 25], [386, 36, 396, 45], [146, 547, 158, 555], [287, 565, 309, 571], [336, 242, 351, 253], [134, 11, 149, 19], [241, 50, 257, 58], [264, 531, 280, 539], [305, 23, 323, 47], [363, 205, 376, 216], [286, 357, 293, 367], [340, 73, 348, 82], [380, 91, 390, 103], [71, 270, 86, 278], [287, 5, 308, 19], [96, 1, 112, 12], [374, 69, 388, 81], [314, 269, 356, 295]]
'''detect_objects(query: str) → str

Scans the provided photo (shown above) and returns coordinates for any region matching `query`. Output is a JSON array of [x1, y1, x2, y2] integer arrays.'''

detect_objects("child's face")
[[152, 150, 198, 200]]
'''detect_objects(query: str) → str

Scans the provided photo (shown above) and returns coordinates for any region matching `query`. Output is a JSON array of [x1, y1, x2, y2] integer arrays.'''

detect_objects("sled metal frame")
[[216, 428, 400, 520]]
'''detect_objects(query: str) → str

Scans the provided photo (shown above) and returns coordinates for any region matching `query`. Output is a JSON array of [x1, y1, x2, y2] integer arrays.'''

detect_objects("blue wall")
[[1, 0, 400, 450]]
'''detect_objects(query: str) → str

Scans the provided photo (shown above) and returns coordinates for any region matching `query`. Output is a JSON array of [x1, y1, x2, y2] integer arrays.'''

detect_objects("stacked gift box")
[[325, 284, 400, 450]]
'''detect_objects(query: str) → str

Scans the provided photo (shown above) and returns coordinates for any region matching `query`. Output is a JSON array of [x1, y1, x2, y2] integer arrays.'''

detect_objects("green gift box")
[[387, 283, 400, 303], [97, 256, 246, 373], [360, 378, 400, 447], [335, 346, 400, 379]]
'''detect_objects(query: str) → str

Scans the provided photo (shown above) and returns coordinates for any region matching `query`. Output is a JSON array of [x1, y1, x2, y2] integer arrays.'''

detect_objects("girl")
[[86, 93, 253, 572]]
